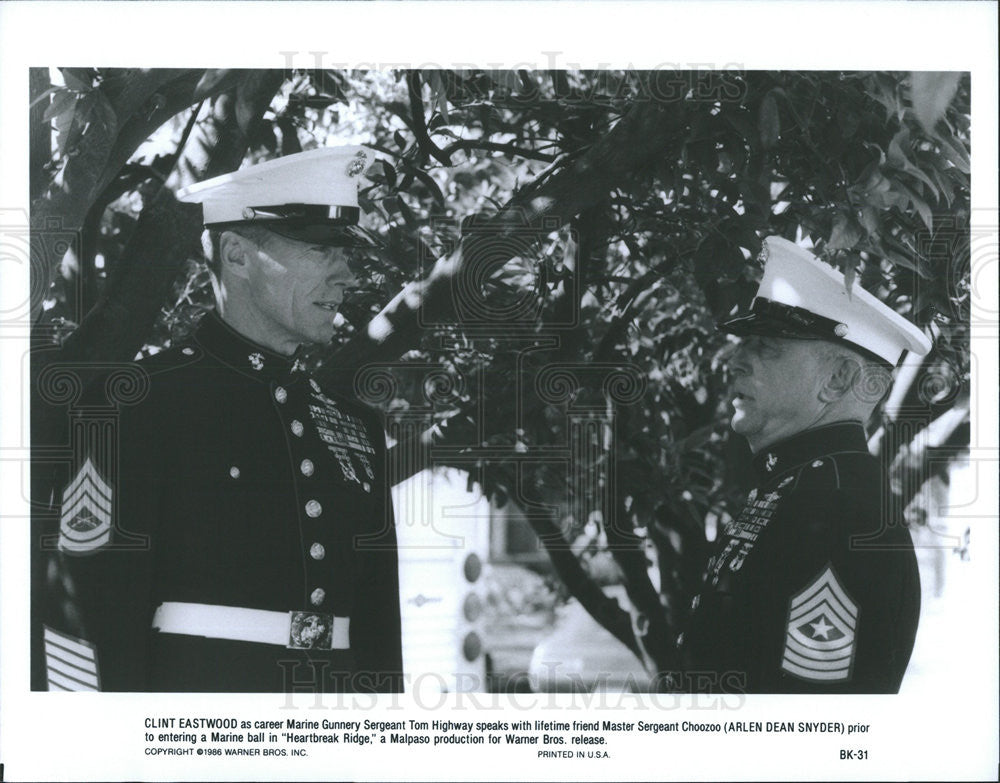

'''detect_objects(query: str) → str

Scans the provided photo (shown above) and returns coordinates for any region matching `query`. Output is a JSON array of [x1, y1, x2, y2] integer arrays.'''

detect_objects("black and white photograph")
[[1, 2, 997, 781]]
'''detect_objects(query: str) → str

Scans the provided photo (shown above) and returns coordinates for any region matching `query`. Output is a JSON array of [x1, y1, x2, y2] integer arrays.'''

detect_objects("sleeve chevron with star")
[[781, 564, 859, 683]]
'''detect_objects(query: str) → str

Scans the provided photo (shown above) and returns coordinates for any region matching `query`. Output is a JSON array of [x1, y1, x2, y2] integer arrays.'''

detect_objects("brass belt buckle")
[[287, 611, 335, 650]]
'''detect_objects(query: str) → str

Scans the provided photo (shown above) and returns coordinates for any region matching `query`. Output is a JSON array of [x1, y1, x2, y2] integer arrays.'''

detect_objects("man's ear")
[[219, 231, 251, 280], [818, 354, 859, 403]]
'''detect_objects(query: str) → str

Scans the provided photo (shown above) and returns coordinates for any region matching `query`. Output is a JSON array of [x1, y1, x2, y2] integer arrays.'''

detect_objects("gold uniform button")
[[310, 543, 326, 560], [182, 347, 195, 356], [229, 466, 241, 479], [300, 459, 315, 477], [291, 420, 304, 437], [363, 482, 372, 493], [305, 500, 322, 518], [310, 588, 326, 606], [275, 386, 288, 403]]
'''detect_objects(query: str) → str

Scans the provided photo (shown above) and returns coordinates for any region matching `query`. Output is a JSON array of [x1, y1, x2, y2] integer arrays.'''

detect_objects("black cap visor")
[[209, 204, 380, 248], [265, 222, 380, 248], [719, 298, 842, 338], [719, 299, 893, 368]]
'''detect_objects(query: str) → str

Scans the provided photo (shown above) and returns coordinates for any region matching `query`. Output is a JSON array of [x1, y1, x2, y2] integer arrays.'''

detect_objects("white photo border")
[[1, 2, 997, 781]]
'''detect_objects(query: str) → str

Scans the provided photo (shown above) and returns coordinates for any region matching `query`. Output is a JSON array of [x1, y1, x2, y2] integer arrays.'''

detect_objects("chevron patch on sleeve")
[[58, 458, 112, 554], [43, 626, 101, 691], [781, 565, 858, 683]]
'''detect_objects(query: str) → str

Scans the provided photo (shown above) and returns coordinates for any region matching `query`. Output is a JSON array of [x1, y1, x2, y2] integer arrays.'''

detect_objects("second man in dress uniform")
[[38, 147, 403, 692], [679, 236, 932, 693]]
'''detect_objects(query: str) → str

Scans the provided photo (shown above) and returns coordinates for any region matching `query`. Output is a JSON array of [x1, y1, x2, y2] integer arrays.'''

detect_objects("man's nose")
[[327, 262, 358, 290]]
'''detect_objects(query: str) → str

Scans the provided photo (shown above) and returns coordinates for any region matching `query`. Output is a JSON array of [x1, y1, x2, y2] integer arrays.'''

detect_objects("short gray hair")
[[818, 340, 894, 408], [202, 225, 274, 275]]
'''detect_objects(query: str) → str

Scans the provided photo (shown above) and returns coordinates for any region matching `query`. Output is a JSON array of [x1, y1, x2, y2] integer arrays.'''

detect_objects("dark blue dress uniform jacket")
[[37, 313, 403, 692], [679, 422, 920, 693]]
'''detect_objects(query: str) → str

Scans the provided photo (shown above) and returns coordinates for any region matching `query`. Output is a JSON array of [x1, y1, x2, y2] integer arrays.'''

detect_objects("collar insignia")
[[765, 453, 777, 472], [248, 352, 265, 371]]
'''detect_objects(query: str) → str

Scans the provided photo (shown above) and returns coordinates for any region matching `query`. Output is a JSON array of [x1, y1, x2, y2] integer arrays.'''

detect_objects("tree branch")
[[320, 96, 688, 380], [32, 69, 196, 229], [30, 68, 247, 322], [539, 524, 642, 658], [604, 485, 678, 672], [319, 96, 692, 667], [440, 139, 557, 163], [29, 68, 52, 203], [380, 402, 640, 656], [93, 71, 204, 199], [593, 257, 685, 363], [48, 71, 285, 369], [406, 71, 452, 167]]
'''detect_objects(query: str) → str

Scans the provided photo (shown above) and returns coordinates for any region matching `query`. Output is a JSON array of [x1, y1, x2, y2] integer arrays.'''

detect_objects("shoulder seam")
[[137, 345, 204, 375], [785, 456, 845, 492], [830, 456, 842, 490]]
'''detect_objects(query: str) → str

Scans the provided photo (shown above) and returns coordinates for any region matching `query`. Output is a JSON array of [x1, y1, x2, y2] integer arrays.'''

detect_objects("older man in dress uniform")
[[678, 236, 932, 693], [37, 147, 403, 693]]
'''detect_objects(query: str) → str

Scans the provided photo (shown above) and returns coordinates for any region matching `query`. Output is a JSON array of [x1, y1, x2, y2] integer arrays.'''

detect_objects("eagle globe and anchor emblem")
[[288, 612, 334, 650]]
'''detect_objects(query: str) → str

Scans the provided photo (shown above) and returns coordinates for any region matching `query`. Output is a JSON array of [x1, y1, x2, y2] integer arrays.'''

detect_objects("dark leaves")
[[827, 212, 863, 251], [758, 91, 780, 149], [42, 88, 77, 123], [235, 72, 273, 134], [193, 69, 237, 101]]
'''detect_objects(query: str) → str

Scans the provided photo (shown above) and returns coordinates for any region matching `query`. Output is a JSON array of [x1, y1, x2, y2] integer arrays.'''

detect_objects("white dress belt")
[[152, 602, 350, 650]]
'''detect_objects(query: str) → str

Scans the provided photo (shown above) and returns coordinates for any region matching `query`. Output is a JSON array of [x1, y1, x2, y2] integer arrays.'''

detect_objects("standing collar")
[[194, 312, 307, 382], [751, 421, 870, 482]]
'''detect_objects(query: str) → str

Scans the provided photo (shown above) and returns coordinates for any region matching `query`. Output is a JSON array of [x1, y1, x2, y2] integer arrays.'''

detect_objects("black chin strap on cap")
[[239, 204, 360, 225], [720, 298, 847, 339]]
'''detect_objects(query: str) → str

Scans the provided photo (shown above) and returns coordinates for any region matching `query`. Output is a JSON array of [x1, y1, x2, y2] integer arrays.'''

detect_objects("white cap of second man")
[[721, 236, 932, 366]]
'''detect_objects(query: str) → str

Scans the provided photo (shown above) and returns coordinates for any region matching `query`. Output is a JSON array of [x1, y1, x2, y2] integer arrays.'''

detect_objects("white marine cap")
[[720, 236, 932, 366], [176, 146, 375, 246]]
